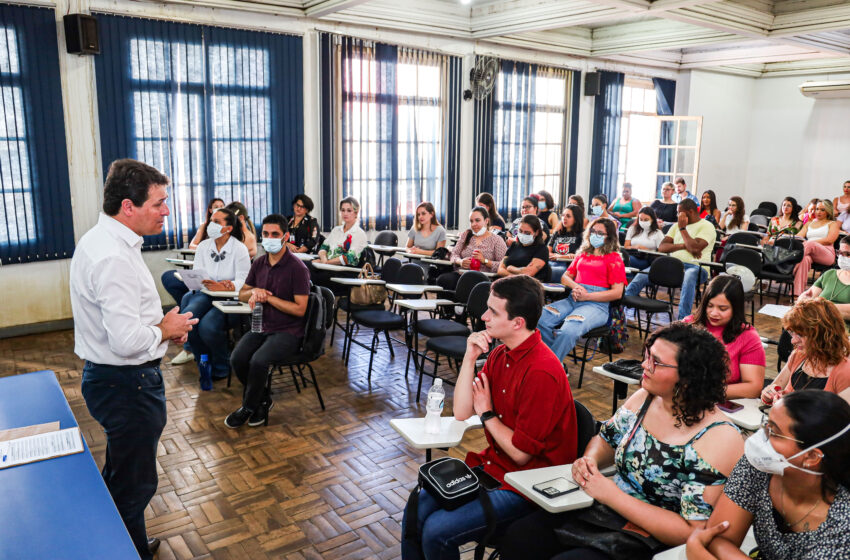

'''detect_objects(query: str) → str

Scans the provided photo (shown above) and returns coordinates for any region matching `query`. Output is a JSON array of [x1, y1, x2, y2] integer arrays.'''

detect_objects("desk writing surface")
[[0, 371, 137, 559], [504, 464, 594, 513]]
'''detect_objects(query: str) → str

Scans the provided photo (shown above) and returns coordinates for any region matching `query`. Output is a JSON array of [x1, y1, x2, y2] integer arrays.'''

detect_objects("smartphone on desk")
[[219, 301, 243, 307], [718, 400, 744, 413], [532, 477, 579, 499]]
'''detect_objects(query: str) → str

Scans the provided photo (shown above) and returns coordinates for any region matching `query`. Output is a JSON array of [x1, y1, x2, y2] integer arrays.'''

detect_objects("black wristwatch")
[[480, 410, 497, 424], [679, 227, 687, 231]]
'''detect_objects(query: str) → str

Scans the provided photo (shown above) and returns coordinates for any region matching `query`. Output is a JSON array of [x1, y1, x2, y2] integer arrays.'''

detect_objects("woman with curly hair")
[[761, 298, 850, 405], [499, 322, 745, 560]]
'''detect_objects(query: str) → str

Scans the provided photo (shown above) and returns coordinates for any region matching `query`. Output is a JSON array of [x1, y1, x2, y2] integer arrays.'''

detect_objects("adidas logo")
[[445, 474, 473, 488]]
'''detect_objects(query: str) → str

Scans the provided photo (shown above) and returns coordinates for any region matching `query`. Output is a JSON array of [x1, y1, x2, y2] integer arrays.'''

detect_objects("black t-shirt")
[[548, 231, 582, 255], [491, 214, 507, 230], [509, 217, 550, 237], [503, 242, 550, 281], [651, 200, 679, 223]]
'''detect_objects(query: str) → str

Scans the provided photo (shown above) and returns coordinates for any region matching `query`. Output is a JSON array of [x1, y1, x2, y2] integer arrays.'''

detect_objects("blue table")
[[0, 370, 137, 559]]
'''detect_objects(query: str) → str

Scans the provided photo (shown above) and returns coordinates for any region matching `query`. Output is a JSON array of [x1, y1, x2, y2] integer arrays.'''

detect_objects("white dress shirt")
[[191, 236, 251, 291], [70, 213, 167, 365]]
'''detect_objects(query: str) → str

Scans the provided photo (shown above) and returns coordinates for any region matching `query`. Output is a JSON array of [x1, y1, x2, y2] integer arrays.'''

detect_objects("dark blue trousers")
[[81, 361, 167, 559]]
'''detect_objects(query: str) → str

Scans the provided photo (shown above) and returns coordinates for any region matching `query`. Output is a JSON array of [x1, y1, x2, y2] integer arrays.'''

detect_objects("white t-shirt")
[[625, 224, 666, 250], [193, 236, 252, 290], [724, 213, 750, 234]]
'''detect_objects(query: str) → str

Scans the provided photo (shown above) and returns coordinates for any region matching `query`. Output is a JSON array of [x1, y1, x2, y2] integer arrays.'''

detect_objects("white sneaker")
[[170, 350, 194, 365]]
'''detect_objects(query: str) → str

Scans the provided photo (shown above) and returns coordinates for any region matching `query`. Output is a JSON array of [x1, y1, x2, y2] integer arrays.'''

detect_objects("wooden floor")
[[0, 303, 785, 560]]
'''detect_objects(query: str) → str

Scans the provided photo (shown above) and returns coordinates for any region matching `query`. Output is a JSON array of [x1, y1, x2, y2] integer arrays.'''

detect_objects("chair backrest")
[[455, 270, 489, 303], [725, 231, 760, 247], [381, 258, 403, 284], [397, 263, 425, 285], [751, 208, 773, 219], [575, 400, 599, 456], [358, 247, 376, 268], [724, 247, 762, 275], [757, 201, 778, 216], [749, 214, 770, 228], [467, 281, 492, 330], [619, 248, 631, 267], [300, 285, 334, 359], [374, 230, 398, 247], [774, 236, 805, 254], [648, 256, 685, 288]]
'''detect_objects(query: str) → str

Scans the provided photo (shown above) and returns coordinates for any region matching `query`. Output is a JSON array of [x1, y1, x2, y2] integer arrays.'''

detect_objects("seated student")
[[624, 206, 666, 270], [537, 190, 560, 231], [765, 197, 802, 243], [699, 190, 722, 226], [179, 207, 251, 380], [719, 196, 750, 236], [761, 299, 850, 405], [672, 176, 698, 204], [798, 198, 818, 226], [401, 276, 578, 560], [317, 196, 367, 266], [507, 195, 550, 245], [609, 182, 642, 231], [225, 214, 310, 428], [793, 199, 840, 296], [226, 201, 258, 258], [439, 206, 507, 290], [476, 192, 506, 232], [497, 215, 550, 281], [191, 197, 226, 249], [287, 194, 320, 254], [407, 202, 447, 255], [684, 276, 765, 399], [589, 194, 617, 225], [548, 204, 585, 258], [687, 390, 850, 560], [500, 322, 744, 560], [568, 195, 590, 229], [652, 182, 680, 224], [798, 236, 850, 329], [834, 179, 850, 233], [625, 198, 716, 321], [538, 218, 626, 362]]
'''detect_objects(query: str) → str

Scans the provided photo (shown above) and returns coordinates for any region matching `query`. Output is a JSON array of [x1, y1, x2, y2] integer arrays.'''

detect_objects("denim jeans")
[[81, 361, 167, 559], [537, 284, 610, 361], [181, 291, 230, 377], [625, 261, 707, 320], [401, 488, 533, 560]]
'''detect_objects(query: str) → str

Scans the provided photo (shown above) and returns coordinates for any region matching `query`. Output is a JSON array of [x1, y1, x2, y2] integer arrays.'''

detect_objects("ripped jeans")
[[537, 284, 610, 362]]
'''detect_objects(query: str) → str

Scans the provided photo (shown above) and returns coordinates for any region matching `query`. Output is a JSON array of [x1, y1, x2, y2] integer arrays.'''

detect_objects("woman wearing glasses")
[[499, 322, 744, 560], [179, 207, 251, 381], [761, 299, 850, 405], [687, 390, 850, 559], [507, 195, 550, 246], [287, 194, 320, 254]]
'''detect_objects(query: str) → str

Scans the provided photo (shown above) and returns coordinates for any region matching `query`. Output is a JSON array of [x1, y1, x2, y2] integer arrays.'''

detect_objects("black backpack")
[[301, 285, 332, 358]]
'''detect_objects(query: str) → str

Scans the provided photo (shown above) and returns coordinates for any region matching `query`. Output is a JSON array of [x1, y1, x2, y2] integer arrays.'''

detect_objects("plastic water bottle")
[[424, 379, 445, 434], [251, 302, 263, 333], [199, 354, 213, 391]]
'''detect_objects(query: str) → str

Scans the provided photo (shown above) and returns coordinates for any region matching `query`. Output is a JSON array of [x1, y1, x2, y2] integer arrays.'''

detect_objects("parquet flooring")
[[0, 300, 786, 559]]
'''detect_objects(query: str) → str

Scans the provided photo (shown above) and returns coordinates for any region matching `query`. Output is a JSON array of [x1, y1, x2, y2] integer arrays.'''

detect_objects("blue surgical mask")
[[538, 201, 547, 210], [589, 233, 606, 248], [591, 206, 603, 217], [262, 237, 283, 254], [517, 233, 534, 246]]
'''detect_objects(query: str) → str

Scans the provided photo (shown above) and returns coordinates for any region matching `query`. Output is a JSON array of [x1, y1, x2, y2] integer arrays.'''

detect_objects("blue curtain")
[[652, 77, 676, 116], [94, 15, 303, 250], [588, 71, 624, 201], [0, 5, 74, 265], [566, 70, 581, 198], [471, 60, 495, 199]]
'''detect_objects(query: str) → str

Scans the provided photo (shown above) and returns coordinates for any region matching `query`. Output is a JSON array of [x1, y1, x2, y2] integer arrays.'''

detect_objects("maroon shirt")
[[465, 330, 578, 495], [244, 249, 311, 337]]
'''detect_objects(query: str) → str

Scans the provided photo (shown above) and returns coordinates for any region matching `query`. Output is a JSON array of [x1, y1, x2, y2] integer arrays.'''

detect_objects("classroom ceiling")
[[231, 0, 850, 76]]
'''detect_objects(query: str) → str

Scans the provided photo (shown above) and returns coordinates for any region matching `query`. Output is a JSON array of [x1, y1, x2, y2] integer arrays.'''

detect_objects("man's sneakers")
[[170, 350, 194, 365], [224, 401, 273, 429]]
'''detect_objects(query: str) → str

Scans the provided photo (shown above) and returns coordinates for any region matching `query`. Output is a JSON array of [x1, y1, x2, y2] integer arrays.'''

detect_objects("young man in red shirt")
[[402, 275, 578, 560]]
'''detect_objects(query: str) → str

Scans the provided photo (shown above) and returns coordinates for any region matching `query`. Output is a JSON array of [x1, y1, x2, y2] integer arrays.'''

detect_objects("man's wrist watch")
[[480, 410, 497, 423]]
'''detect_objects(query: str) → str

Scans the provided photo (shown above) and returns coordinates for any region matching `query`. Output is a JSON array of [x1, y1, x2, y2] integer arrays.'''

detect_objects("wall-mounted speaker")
[[584, 72, 601, 96], [64, 14, 100, 55]]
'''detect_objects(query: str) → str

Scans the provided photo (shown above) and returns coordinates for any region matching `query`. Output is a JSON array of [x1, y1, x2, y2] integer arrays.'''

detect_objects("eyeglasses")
[[760, 415, 803, 444], [294, 203, 306, 209], [521, 205, 534, 211], [643, 350, 677, 374]]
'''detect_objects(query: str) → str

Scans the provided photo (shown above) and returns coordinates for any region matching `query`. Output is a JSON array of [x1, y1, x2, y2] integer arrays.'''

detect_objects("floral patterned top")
[[767, 217, 802, 241], [599, 402, 737, 520]]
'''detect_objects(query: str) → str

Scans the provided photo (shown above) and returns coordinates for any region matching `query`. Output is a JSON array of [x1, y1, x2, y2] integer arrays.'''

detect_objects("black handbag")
[[553, 395, 665, 559], [763, 243, 802, 275], [604, 359, 643, 380]]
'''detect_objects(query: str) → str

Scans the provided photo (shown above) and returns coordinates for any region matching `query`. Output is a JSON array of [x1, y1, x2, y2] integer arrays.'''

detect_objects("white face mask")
[[638, 219, 652, 229], [262, 237, 283, 254], [517, 233, 534, 245], [206, 222, 224, 241], [744, 422, 850, 476], [839, 256, 850, 271], [472, 227, 487, 237]]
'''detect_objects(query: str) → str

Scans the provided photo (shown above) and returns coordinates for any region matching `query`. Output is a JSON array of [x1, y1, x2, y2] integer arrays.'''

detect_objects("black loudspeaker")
[[584, 72, 601, 96], [64, 14, 100, 55]]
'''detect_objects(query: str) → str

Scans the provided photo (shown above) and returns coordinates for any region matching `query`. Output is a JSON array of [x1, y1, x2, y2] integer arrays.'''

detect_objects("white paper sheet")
[[179, 268, 209, 291], [0, 427, 84, 469], [758, 304, 792, 319]]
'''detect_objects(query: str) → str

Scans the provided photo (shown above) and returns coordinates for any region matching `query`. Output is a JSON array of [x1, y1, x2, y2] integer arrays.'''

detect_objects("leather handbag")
[[349, 263, 388, 306], [762, 243, 802, 275]]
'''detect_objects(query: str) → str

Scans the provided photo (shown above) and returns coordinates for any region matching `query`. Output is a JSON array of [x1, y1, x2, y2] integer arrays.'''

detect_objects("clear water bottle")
[[424, 379, 445, 434], [251, 302, 263, 333], [199, 354, 213, 391]]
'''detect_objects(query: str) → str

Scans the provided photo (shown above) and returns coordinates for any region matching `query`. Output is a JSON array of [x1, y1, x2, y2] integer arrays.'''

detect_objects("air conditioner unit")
[[799, 80, 850, 99]]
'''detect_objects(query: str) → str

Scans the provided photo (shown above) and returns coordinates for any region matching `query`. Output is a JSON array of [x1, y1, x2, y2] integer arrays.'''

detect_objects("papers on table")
[[0, 427, 84, 469], [179, 268, 209, 291], [758, 304, 792, 319]]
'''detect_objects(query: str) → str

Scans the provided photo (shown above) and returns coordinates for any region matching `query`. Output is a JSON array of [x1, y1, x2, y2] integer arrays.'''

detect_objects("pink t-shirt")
[[684, 317, 766, 384], [567, 252, 627, 288]]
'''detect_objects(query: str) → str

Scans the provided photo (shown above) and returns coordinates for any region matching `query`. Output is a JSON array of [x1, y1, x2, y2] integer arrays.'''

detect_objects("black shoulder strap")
[[474, 487, 496, 560], [403, 483, 422, 551]]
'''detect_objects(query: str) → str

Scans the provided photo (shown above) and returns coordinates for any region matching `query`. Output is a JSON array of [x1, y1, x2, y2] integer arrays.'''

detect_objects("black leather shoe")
[[147, 537, 160, 554]]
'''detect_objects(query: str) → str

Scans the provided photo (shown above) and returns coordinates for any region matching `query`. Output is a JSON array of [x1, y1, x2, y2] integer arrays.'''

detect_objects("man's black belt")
[[85, 359, 162, 370]]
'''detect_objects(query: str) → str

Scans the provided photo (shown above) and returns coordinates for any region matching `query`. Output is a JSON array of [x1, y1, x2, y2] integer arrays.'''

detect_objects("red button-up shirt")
[[465, 330, 578, 495]]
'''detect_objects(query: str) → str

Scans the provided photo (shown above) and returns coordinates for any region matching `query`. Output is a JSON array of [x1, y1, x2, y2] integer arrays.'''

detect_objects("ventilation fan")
[[466, 57, 498, 100]]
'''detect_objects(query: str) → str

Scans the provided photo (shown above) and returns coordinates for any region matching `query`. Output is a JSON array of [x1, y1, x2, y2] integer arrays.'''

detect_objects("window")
[[617, 77, 657, 201], [492, 63, 570, 219]]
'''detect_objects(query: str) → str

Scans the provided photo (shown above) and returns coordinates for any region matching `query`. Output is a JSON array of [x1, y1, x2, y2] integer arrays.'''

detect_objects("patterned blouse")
[[724, 457, 850, 559], [599, 402, 736, 520], [767, 217, 802, 241], [449, 230, 507, 273]]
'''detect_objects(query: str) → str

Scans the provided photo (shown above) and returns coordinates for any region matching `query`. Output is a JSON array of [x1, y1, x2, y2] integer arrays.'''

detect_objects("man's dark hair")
[[675, 177, 686, 186], [490, 276, 544, 330], [261, 213, 289, 234], [678, 198, 699, 214], [102, 159, 170, 216]]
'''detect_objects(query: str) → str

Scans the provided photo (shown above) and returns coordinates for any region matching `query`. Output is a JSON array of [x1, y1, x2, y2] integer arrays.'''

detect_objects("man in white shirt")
[[70, 158, 197, 559]]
